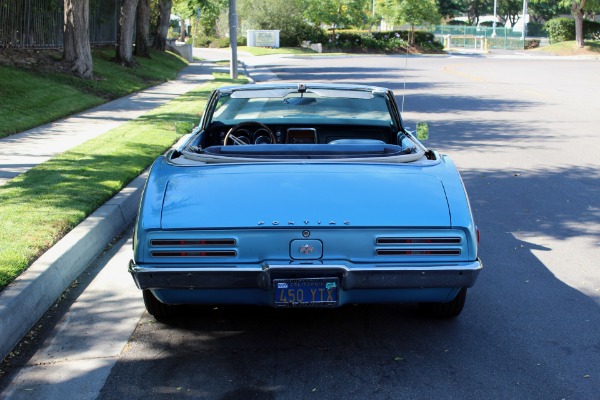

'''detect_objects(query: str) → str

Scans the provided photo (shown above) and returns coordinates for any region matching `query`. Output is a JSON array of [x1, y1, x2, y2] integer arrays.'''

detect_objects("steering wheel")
[[223, 121, 276, 145]]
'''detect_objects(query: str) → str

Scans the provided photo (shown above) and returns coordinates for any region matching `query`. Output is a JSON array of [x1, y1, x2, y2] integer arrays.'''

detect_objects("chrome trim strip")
[[151, 250, 237, 257], [150, 239, 236, 247], [376, 249, 461, 256], [377, 237, 462, 244]]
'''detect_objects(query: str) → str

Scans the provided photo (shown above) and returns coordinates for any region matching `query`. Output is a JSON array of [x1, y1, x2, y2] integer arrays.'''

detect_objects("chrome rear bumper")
[[129, 259, 483, 291]]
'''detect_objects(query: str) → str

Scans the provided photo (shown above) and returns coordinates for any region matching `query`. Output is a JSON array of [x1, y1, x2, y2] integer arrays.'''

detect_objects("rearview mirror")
[[416, 122, 429, 140]]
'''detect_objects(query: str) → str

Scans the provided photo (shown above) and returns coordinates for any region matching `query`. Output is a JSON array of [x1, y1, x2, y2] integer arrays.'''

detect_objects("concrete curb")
[[0, 56, 260, 361], [0, 173, 147, 360]]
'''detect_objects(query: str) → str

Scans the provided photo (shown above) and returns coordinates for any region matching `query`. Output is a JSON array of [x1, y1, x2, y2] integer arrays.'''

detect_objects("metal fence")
[[0, 0, 120, 48], [433, 25, 526, 51], [89, 0, 121, 45]]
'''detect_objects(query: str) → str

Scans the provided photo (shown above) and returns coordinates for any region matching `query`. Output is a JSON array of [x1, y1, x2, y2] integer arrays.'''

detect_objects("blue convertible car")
[[129, 83, 482, 319]]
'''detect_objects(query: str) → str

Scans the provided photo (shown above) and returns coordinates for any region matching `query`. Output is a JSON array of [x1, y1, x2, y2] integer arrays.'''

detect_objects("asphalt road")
[[2, 52, 600, 399]]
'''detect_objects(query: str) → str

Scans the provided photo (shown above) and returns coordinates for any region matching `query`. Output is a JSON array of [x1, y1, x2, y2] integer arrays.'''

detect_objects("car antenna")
[[401, 40, 409, 113]]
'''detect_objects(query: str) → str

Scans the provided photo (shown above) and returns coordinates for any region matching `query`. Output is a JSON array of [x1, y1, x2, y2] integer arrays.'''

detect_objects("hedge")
[[545, 18, 600, 43], [322, 30, 443, 53]]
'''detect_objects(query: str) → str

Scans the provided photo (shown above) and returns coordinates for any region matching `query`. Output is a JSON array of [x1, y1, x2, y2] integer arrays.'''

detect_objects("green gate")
[[433, 25, 526, 51]]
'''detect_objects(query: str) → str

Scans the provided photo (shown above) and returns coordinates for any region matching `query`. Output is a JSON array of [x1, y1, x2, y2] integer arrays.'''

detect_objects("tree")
[[239, 0, 303, 30], [528, 0, 568, 23], [437, 0, 466, 19], [498, 0, 525, 27], [532, 0, 600, 47], [239, 0, 320, 46], [63, 0, 93, 79], [565, 0, 600, 47], [153, 0, 173, 50], [302, 0, 370, 35], [463, 0, 493, 25], [135, 0, 152, 57], [196, 0, 228, 37], [380, 0, 441, 45], [116, 0, 141, 66], [399, 0, 442, 45], [172, 0, 195, 42], [169, 0, 217, 43]]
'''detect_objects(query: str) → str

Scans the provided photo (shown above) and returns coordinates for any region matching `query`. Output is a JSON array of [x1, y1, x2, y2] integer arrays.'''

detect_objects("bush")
[[525, 38, 540, 49], [418, 35, 445, 52], [324, 31, 397, 53], [257, 20, 327, 47], [185, 34, 212, 47], [545, 18, 575, 43], [237, 35, 247, 46], [167, 27, 179, 40], [584, 20, 600, 40], [282, 23, 327, 47], [185, 34, 244, 49], [215, 37, 230, 48], [322, 30, 443, 53], [413, 31, 444, 51], [543, 18, 600, 42]]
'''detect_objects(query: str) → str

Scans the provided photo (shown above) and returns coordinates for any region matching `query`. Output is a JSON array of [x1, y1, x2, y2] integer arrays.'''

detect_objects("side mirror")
[[416, 122, 429, 140]]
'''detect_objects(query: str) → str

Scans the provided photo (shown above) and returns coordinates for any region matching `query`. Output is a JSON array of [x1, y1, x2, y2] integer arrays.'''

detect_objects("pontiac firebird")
[[128, 83, 482, 319]]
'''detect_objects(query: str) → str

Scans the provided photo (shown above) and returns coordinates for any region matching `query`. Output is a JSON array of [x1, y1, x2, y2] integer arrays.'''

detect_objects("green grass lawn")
[[530, 40, 600, 56], [237, 46, 319, 56], [0, 48, 189, 138], [0, 64, 104, 138], [0, 73, 246, 291]]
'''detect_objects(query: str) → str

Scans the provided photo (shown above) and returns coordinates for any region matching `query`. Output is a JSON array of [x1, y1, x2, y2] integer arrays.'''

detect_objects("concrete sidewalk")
[[0, 46, 283, 362], [0, 57, 227, 360], [0, 62, 214, 186]]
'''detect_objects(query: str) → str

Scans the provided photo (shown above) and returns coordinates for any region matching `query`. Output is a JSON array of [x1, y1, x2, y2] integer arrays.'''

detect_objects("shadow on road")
[[3, 56, 600, 400]]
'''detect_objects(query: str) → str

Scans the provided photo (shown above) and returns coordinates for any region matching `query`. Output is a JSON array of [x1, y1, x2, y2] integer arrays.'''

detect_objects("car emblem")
[[300, 244, 313, 254], [257, 220, 349, 226]]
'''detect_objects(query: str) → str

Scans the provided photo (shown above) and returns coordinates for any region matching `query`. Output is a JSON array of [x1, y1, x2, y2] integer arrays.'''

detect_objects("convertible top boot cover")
[[158, 163, 451, 229]]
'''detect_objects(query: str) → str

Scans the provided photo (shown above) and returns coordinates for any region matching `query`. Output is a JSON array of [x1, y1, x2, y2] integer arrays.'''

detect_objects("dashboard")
[[209, 123, 393, 146]]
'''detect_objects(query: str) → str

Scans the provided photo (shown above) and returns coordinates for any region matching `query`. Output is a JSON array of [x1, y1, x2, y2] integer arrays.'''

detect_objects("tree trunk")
[[115, 0, 140, 67], [135, 0, 151, 57], [574, 13, 584, 47], [153, 0, 173, 51], [63, 0, 93, 79], [572, 0, 586, 48], [179, 18, 187, 42]]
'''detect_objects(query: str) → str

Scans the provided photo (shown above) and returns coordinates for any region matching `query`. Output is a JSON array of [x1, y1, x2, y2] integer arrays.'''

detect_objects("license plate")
[[274, 278, 339, 307]]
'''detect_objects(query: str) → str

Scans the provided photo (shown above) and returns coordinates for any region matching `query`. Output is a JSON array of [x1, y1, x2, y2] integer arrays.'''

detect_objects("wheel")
[[224, 121, 275, 145], [143, 289, 176, 320], [418, 288, 467, 318]]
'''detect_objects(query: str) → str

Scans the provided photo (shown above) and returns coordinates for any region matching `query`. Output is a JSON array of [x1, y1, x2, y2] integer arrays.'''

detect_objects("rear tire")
[[418, 288, 467, 318], [143, 289, 176, 320]]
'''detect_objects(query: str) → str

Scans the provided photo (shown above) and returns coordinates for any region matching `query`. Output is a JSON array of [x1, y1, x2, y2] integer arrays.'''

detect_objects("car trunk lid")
[[160, 164, 450, 229]]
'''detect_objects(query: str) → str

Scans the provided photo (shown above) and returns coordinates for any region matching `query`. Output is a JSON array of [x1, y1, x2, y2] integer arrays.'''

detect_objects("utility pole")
[[521, 0, 528, 40], [229, 0, 238, 79], [492, 0, 497, 37]]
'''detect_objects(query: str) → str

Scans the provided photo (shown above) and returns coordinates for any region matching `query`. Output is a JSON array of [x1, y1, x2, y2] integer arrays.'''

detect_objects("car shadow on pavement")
[[3, 168, 599, 400], [94, 163, 600, 400]]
